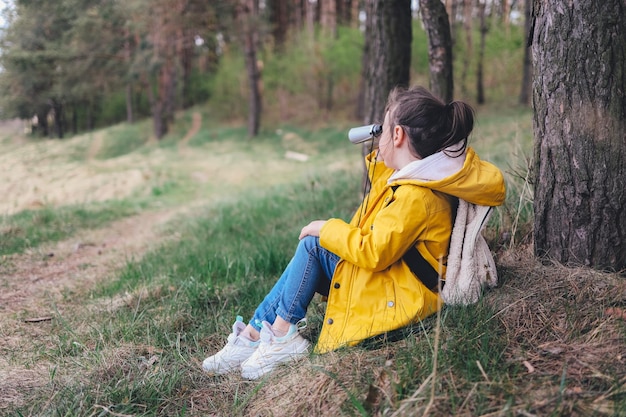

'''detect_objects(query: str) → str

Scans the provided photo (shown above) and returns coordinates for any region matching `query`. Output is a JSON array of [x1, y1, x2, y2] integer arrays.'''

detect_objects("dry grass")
[[230, 245, 626, 417], [1, 112, 624, 416]]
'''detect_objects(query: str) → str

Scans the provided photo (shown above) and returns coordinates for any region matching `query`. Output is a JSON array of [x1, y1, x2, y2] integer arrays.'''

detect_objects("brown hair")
[[385, 86, 474, 159]]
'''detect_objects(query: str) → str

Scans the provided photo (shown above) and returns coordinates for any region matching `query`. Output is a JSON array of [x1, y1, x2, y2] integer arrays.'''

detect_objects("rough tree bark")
[[531, 0, 626, 270], [360, 0, 411, 193], [362, 0, 412, 124], [419, 0, 454, 102]]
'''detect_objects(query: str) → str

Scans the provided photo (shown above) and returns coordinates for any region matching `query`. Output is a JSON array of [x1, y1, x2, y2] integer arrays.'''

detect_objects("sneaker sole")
[[241, 339, 310, 380]]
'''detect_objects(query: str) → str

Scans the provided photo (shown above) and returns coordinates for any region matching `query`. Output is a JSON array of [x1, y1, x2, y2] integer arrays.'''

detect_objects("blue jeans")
[[250, 236, 340, 330]]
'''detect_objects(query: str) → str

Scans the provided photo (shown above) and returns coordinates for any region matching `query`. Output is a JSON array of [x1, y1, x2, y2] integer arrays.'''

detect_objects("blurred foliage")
[[0, 1, 528, 138]]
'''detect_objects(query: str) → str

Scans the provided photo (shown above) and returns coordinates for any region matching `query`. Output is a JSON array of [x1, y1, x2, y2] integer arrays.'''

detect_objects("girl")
[[202, 86, 506, 379]]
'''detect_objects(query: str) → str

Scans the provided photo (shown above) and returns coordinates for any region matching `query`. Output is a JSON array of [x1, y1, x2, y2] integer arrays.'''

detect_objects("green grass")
[[8, 171, 361, 416], [5, 104, 624, 416], [96, 122, 153, 159], [0, 200, 143, 256], [100, 169, 361, 323]]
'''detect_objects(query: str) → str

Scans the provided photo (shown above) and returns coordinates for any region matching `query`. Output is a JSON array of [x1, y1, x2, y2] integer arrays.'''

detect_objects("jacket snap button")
[[387, 301, 394, 307], [327, 318, 334, 325], [334, 283, 340, 289]]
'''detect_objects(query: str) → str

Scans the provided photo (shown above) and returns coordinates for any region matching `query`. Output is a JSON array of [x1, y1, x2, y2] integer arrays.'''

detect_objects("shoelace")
[[260, 318, 308, 343]]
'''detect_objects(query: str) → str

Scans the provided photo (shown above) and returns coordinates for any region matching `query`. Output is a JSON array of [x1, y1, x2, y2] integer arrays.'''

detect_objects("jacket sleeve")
[[320, 187, 445, 272]]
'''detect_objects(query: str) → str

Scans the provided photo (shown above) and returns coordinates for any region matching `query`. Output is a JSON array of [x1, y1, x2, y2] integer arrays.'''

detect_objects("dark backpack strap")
[[402, 246, 442, 292], [390, 185, 443, 292]]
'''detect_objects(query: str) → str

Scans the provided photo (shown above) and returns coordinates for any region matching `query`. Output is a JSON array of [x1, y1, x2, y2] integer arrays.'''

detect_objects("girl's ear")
[[393, 125, 405, 146]]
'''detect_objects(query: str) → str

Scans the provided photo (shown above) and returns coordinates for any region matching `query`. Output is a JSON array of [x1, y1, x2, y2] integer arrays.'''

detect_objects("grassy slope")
[[1, 105, 624, 417]]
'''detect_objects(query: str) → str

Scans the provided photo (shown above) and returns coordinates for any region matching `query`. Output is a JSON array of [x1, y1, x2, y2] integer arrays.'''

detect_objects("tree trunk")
[[52, 99, 64, 139], [239, 0, 262, 137], [269, 0, 289, 50], [35, 108, 49, 137], [291, 0, 304, 31], [351, 0, 360, 28], [336, 0, 356, 26], [320, 0, 337, 37], [361, 0, 412, 192], [71, 106, 77, 134], [445, 0, 459, 44], [126, 83, 134, 123], [86, 100, 95, 131], [518, 0, 532, 106], [124, 30, 134, 123], [147, 2, 178, 140], [419, 0, 454, 102], [501, 0, 510, 32], [531, 0, 626, 270], [362, 0, 412, 124], [476, 0, 487, 104], [459, 0, 473, 96], [305, 0, 315, 37], [179, 28, 194, 109]]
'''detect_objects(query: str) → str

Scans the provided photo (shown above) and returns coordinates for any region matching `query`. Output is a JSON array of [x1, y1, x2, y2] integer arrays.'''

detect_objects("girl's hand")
[[299, 220, 327, 240]]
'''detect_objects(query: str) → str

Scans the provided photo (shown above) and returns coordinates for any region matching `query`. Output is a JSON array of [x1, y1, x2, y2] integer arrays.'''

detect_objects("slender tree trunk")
[[362, 0, 411, 124], [361, 0, 412, 192], [124, 30, 134, 123], [320, 0, 337, 37], [460, 0, 473, 96], [269, 0, 289, 50], [351, 0, 360, 28], [86, 100, 94, 131], [501, 0, 510, 32], [336, 0, 356, 26], [52, 100, 64, 139], [305, 0, 315, 37], [531, 0, 626, 270], [518, 0, 532, 106], [419, 0, 454, 102], [41, 112, 49, 137], [446, 0, 459, 44], [179, 28, 194, 109], [72, 106, 77, 134], [166, 61, 177, 123], [291, 0, 303, 31], [126, 83, 134, 123], [148, 3, 178, 140], [239, 0, 262, 137], [476, 0, 487, 104]]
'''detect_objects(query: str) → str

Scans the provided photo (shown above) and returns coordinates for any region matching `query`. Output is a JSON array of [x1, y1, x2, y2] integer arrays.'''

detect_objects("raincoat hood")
[[386, 147, 505, 207]]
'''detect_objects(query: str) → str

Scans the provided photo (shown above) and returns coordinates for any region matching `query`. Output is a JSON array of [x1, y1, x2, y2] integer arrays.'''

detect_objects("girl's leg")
[[249, 236, 339, 332]]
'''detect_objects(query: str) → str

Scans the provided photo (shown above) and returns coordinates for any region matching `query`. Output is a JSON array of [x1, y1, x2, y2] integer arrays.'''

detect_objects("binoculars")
[[348, 124, 382, 144]]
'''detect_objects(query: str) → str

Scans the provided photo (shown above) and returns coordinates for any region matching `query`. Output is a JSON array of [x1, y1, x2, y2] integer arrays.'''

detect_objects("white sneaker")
[[240, 319, 310, 380], [202, 316, 259, 375]]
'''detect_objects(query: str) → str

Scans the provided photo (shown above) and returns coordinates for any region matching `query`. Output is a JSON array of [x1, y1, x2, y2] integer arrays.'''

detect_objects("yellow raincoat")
[[316, 147, 505, 353]]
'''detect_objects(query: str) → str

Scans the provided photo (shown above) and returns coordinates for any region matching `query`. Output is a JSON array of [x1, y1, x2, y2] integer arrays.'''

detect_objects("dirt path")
[[0, 206, 191, 411], [178, 112, 202, 155], [0, 117, 202, 411], [1, 112, 203, 313], [0, 209, 181, 316]]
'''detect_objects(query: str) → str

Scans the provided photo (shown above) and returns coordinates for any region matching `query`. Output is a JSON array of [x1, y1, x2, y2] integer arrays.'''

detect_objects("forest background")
[[0, 0, 624, 416], [0, 0, 529, 139]]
